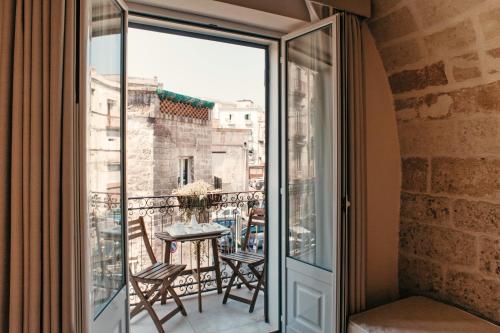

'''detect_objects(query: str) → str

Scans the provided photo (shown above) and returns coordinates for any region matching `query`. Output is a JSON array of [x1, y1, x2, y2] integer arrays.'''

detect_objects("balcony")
[[127, 191, 265, 300], [89, 190, 267, 331]]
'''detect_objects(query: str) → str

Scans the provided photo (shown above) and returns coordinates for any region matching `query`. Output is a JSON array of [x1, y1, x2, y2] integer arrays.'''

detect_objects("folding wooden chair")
[[220, 208, 266, 313], [129, 217, 187, 333]]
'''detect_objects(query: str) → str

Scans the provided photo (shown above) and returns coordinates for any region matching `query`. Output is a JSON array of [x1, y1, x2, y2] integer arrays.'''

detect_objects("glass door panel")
[[281, 15, 339, 333], [87, 0, 125, 320], [286, 25, 335, 271]]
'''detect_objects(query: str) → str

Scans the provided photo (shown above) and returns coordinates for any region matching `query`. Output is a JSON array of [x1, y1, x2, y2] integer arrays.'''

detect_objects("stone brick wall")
[[369, 0, 500, 322], [127, 89, 213, 196]]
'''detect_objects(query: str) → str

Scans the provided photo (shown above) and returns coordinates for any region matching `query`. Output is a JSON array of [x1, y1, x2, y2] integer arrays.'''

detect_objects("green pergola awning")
[[157, 89, 215, 109]]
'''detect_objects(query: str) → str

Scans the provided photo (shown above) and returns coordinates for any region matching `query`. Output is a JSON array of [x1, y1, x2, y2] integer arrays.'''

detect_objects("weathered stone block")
[[452, 66, 481, 82], [395, 97, 424, 111], [479, 8, 500, 40], [431, 157, 500, 197], [400, 192, 450, 225], [415, 0, 486, 27], [424, 20, 476, 57], [400, 223, 476, 265], [479, 237, 500, 278], [369, 7, 418, 43], [380, 39, 423, 72], [456, 116, 500, 156], [389, 61, 448, 94], [453, 199, 500, 235], [449, 81, 500, 114], [398, 119, 457, 157], [399, 255, 444, 296], [402, 158, 428, 192], [449, 52, 481, 83], [445, 269, 500, 322]]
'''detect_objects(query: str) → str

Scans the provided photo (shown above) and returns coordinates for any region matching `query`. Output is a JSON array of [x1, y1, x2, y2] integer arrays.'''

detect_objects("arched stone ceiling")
[[367, 0, 500, 324]]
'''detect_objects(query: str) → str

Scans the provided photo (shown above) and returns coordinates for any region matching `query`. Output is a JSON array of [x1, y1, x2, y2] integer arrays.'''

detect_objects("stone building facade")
[[126, 77, 255, 197], [286, 59, 329, 266], [88, 70, 122, 194], [213, 100, 266, 167], [211, 127, 252, 191], [369, 0, 500, 322], [127, 77, 214, 196]]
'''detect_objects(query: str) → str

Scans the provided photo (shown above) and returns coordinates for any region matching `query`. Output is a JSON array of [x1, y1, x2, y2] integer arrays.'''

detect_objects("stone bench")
[[349, 296, 499, 333]]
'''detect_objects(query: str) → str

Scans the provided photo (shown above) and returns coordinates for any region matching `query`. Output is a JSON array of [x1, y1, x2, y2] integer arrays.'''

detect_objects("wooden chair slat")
[[143, 264, 173, 280], [150, 265, 180, 281], [222, 252, 263, 261], [128, 218, 141, 226], [128, 232, 143, 240], [136, 262, 164, 279], [128, 224, 142, 233], [135, 261, 185, 282]]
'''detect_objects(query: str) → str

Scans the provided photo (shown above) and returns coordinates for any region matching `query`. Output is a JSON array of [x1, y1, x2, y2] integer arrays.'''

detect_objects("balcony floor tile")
[[130, 288, 272, 333]]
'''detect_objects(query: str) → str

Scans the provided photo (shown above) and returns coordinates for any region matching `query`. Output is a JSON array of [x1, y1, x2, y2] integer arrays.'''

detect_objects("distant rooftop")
[[157, 89, 215, 110], [157, 89, 214, 121]]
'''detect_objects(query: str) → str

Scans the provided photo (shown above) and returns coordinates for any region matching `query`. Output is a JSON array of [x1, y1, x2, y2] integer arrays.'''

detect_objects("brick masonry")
[[370, 0, 500, 322]]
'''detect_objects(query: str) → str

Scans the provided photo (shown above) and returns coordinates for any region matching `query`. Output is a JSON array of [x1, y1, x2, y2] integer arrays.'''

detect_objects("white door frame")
[[124, 13, 282, 332], [280, 14, 342, 333]]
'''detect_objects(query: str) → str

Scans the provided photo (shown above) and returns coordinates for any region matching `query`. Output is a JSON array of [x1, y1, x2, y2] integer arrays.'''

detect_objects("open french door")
[[281, 15, 342, 333], [83, 0, 129, 331]]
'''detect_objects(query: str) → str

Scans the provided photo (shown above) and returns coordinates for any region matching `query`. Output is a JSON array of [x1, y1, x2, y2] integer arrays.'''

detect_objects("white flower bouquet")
[[173, 180, 221, 222]]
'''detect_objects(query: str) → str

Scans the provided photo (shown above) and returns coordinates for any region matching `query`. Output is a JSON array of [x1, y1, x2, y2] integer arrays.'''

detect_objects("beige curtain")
[[0, 0, 76, 332], [345, 13, 367, 315]]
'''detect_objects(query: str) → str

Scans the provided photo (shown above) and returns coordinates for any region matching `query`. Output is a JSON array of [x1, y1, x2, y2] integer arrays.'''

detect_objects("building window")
[[245, 113, 251, 120], [178, 157, 194, 186]]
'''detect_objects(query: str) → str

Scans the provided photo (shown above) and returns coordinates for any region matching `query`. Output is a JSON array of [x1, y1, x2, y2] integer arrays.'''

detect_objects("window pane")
[[286, 26, 334, 271], [88, 0, 124, 317]]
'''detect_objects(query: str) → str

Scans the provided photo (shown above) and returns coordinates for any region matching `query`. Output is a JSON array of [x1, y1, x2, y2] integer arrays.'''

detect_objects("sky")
[[124, 28, 267, 107]]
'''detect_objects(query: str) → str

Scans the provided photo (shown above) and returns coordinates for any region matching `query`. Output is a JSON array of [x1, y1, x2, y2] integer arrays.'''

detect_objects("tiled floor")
[[130, 288, 273, 333]]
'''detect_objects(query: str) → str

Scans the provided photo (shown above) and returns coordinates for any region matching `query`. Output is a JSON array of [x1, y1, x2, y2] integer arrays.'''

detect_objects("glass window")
[[88, 0, 124, 317], [286, 25, 334, 271]]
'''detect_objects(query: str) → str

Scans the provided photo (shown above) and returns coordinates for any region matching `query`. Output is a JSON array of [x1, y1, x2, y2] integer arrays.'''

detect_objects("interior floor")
[[129, 288, 271, 333]]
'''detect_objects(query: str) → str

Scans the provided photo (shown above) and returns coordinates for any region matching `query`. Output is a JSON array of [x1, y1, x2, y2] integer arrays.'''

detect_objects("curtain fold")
[[0, 0, 76, 332], [345, 13, 367, 315]]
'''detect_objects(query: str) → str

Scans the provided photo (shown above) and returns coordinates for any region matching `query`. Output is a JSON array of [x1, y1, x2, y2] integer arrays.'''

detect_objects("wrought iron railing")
[[89, 190, 265, 304]]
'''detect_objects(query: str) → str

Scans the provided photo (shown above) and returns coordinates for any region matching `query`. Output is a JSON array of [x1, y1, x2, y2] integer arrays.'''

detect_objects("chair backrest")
[[242, 208, 266, 251], [128, 216, 157, 264]]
